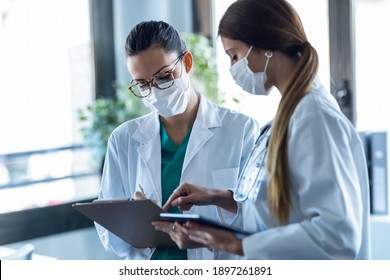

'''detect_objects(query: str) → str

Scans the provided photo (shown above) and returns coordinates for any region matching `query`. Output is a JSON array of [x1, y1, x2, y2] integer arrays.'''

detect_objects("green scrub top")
[[151, 121, 192, 260]]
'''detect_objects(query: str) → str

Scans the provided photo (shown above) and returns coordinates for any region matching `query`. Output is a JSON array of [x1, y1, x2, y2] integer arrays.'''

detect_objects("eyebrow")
[[225, 47, 235, 55], [152, 63, 171, 76], [132, 62, 173, 82]]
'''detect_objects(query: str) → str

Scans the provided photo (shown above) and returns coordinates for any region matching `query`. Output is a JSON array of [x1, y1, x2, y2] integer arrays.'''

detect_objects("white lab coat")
[[96, 93, 259, 260], [241, 79, 370, 259]]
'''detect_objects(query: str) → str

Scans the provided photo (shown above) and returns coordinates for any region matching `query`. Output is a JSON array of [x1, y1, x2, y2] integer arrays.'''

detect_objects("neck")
[[272, 52, 296, 96], [160, 87, 199, 132]]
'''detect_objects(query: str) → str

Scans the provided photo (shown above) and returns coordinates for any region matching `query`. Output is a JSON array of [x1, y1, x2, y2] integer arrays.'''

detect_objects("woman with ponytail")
[[160, 0, 370, 259]]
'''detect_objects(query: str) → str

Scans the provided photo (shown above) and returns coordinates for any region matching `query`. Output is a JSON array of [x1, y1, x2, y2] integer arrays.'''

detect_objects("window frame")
[[328, 0, 356, 125], [0, 0, 115, 244]]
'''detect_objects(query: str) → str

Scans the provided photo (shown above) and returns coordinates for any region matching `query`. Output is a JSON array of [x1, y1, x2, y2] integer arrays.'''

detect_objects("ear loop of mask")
[[246, 46, 273, 72], [245, 45, 253, 59], [263, 51, 273, 72]]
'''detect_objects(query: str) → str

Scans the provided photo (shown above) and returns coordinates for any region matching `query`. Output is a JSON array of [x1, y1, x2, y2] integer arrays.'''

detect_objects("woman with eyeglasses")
[[95, 20, 259, 260], [160, 0, 370, 259]]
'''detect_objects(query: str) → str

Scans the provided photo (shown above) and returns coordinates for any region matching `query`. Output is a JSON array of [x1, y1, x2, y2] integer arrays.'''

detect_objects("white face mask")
[[230, 45, 273, 95], [142, 77, 190, 117]]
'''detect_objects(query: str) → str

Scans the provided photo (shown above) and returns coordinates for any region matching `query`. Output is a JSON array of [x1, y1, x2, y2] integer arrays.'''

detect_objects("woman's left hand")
[[152, 221, 204, 249], [185, 222, 244, 256]]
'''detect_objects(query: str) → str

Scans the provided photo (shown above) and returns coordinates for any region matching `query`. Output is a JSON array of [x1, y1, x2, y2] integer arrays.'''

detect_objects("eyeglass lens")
[[129, 53, 183, 98], [130, 74, 175, 98]]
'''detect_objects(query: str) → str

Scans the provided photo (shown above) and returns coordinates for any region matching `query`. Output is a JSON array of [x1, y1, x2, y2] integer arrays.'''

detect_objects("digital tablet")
[[73, 199, 176, 248], [160, 213, 253, 237]]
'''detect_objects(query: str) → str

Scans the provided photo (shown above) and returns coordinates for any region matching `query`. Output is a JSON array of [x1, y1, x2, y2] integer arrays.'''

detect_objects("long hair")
[[219, 0, 319, 225], [125, 20, 187, 57]]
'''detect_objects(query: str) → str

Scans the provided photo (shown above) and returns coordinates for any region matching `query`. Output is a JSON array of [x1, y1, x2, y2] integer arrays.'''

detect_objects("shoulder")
[[290, 83, 358, 142], [109, 112, 155, 141], [197, 95, 259, 134], [292, 83, 339, 122], [291, 81, 344, 124], [213, 101, 259, 129]]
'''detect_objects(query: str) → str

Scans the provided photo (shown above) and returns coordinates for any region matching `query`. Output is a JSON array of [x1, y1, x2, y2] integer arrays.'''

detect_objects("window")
[[0, 0, 99, 214], [355, 0, 390, 131]]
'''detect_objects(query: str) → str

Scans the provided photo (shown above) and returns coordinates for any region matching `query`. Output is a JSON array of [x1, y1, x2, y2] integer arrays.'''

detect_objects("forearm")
[[226, 237, 244, 256], [213, 232, 243, 255], [209, 189, 237, 213]]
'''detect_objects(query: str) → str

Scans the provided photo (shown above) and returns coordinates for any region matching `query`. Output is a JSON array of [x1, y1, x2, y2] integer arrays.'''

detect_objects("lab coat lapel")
[[133, 113, 162, 204], [182, 95, 222, 173]]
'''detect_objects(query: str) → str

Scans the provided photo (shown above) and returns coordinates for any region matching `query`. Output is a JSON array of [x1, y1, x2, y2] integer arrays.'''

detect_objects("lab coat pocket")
[[211, 167, 239, 189]]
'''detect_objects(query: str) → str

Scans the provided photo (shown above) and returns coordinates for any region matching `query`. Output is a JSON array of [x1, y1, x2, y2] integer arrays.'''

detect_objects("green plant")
[[182, 33, 223, 104], [78, 87, 147, 170]]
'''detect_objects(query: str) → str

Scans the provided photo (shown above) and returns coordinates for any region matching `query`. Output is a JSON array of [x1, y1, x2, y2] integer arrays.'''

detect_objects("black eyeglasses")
[[128, 53, 185, 98]]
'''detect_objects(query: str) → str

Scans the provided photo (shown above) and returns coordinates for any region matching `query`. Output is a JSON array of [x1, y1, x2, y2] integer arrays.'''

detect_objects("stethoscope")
[[234, 122, 271, 202]]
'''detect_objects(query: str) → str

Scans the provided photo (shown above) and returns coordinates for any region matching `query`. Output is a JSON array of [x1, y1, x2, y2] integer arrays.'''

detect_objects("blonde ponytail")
[[267, 44, 319, 225]]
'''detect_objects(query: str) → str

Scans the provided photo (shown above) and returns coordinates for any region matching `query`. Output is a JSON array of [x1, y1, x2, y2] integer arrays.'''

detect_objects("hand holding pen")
[[134, 184, 147, 200], [134, 184, 159, 205]]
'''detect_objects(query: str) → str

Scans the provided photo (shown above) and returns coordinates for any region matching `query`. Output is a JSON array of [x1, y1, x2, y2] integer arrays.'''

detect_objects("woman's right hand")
[[163, 183, 237, 213]]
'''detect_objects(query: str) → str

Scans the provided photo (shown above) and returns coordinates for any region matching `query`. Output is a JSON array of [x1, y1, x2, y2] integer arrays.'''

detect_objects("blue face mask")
[[229, 45, 273, 95]]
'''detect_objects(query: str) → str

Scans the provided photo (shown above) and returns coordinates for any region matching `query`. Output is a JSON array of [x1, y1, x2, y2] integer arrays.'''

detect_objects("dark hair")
[[219, 0, 308, 59], [219, 0, 319, 225], [125, 21, 187, 57]]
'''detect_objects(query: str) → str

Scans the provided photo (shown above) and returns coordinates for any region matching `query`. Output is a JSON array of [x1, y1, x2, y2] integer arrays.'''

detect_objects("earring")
[[265, 51, 273, 58]]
